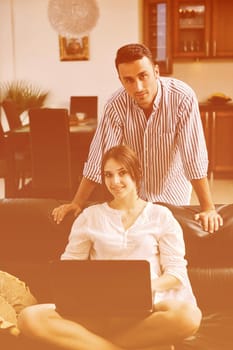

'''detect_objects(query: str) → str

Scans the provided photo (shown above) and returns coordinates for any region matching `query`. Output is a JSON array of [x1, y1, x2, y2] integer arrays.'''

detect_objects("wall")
[[173, 60, 233, 102], [0, 0, 140, 116], [0, 0, 233, 119]]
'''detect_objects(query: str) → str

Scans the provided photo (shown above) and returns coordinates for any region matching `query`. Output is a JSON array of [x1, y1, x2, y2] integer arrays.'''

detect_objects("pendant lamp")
[[48, 0, 100, 38]]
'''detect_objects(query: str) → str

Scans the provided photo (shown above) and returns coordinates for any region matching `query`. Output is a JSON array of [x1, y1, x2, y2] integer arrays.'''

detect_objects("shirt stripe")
[[83, 77, 208, 205]]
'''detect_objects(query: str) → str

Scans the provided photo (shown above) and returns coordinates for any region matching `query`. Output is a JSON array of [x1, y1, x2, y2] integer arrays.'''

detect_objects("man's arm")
[[72, 177, 98, 208], [191, 177, 223, 233], [52, 100, 125, 224], [52, 177, 97, 224]]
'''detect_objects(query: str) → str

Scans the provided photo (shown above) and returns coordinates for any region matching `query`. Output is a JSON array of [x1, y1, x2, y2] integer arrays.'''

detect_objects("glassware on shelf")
[[178, 5, 205, 29]]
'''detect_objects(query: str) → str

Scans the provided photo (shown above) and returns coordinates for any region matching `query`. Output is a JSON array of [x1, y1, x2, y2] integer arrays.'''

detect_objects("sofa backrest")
[[1, 198, 233, 309], [0, 198, 74, 261]]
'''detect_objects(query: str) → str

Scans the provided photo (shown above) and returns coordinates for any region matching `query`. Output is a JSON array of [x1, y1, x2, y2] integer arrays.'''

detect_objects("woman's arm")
[[155, 206, 189, 291], [61, 210, 92, 260], [151, 273, 182, 293]]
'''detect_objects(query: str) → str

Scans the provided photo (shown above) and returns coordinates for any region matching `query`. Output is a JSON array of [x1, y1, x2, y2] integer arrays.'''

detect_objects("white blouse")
[[61, 202, 197, 305]]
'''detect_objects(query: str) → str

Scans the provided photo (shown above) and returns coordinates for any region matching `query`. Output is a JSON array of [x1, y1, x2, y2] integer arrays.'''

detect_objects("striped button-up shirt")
[[83, 77, 208, 205]]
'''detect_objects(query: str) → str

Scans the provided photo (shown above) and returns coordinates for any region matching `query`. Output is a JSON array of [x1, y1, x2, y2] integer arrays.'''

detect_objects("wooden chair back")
[[28, 108, 74, 200], [70, 96, 98, 119], [2, 100, 22, 130]]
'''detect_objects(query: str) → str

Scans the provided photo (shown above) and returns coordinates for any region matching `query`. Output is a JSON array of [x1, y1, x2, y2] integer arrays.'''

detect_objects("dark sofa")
[[0, 198, 233, 349]]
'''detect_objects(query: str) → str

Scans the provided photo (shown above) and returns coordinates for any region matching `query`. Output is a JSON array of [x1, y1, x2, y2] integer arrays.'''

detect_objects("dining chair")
[[0, 122, 6, 172], [28, 108, 75, 200], [70, 96, 98, 119], [1, 100, 32, 194], [0, 123, 11, 195], [0, 119, 30, 197], [1, 99, 22, 130]]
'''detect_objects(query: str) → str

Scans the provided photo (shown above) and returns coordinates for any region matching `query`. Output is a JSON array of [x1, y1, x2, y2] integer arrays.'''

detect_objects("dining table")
[[4, 118, 97, 198]]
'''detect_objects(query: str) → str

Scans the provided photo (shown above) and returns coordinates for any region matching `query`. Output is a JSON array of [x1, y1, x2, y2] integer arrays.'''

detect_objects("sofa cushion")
[[188, 267, 233, 311], [179, 312, 233, 350]]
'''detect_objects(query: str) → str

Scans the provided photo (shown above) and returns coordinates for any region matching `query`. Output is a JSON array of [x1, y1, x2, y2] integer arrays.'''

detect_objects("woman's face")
[[103, 158, 137, 200]]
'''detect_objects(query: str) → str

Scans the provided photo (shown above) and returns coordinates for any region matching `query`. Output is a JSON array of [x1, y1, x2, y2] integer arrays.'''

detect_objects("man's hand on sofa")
[[52, 202, 82, 224], [194, 209, 223, 234]]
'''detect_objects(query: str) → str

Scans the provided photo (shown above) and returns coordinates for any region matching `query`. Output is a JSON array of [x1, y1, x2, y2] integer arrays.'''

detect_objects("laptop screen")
[[49, 260, 153, 317]]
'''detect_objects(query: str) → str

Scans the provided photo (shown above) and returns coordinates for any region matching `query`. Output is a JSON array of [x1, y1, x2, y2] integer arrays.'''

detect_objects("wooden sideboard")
[[199, 102, 233, 179]]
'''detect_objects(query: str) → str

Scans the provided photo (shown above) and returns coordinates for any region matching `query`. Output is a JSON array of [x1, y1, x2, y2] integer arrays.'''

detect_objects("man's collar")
[[153, 78, 161, 110]]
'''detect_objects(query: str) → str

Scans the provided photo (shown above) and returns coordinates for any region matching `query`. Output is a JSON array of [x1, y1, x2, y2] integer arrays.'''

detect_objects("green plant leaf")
[[0, 80, 49, 115]]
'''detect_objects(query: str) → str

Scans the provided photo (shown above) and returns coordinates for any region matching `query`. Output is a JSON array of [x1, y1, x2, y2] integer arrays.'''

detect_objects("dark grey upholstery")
[[0, 198, 233, 349]]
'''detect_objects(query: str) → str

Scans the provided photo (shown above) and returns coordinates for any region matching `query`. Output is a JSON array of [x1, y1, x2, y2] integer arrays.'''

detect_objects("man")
[[53, 43, 222, 233]]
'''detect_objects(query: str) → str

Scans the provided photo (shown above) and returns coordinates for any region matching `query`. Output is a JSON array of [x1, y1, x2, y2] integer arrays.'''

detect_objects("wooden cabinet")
[[143, 0, 233, 68], [211, 0, 233, 57], [173, 0, 233, 58], [173, 0, 208, 58], [143, 0, 172, 74], [199, 103, 233, 179]]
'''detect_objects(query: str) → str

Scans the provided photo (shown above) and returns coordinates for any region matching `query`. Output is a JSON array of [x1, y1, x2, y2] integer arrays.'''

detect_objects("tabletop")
[[13, 118, 97, 134]]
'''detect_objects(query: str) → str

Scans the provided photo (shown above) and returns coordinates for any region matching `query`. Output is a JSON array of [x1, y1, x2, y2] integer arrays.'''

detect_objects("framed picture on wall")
[[59, 36, 89, 61]]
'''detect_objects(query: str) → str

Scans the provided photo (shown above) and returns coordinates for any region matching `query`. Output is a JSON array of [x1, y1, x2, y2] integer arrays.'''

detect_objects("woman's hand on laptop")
[[52, 202, 82, 224]]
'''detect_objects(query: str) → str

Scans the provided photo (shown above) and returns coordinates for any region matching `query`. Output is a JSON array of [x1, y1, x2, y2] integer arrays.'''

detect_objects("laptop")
[[49, 260, 153, 317]]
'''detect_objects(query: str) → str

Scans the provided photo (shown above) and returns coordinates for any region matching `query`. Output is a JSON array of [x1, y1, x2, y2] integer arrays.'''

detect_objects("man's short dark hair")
[[115, 43, 154, 71]]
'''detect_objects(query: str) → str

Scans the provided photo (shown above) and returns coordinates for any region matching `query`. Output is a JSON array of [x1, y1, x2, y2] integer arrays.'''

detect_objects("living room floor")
[[190, 178, 233, 205], [0, 178, 233, 203]]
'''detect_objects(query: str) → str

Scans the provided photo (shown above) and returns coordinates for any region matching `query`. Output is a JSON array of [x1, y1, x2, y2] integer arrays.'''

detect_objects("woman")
[[18, 145, 202, 350]]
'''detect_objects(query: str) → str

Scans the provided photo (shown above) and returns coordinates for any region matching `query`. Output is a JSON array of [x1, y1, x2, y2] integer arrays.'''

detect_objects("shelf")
[[143, 0, 172, 75], [179, 24, 204, 29]]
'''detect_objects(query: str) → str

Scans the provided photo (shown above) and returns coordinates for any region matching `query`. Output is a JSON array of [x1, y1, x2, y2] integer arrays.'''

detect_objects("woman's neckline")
[[105, 199, 149, 231]]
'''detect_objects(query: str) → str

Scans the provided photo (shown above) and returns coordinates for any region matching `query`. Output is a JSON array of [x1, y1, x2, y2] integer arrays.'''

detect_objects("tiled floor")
[[1, 178, 233, 204]]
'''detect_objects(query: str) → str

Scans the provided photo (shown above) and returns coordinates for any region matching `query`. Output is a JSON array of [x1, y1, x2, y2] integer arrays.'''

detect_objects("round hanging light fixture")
[[48, 0, 100, 38]]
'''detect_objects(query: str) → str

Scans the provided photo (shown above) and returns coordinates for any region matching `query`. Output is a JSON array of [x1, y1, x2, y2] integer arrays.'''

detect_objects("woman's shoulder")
[[146, 201, 172, 212], [146, 202, 175, 220], [72, 203, 107, 227], [83, 202, 107, 214], [145, 203, 182, 234]]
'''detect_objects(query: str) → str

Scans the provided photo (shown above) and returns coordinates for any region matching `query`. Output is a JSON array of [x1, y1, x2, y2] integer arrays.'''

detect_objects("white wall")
[[0, 0, 140, 116], [173, 60, 233, 102], [0, 0, 233, 117]]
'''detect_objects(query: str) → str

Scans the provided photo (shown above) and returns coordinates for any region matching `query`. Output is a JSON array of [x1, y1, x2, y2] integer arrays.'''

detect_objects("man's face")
[[118, 56, 159, 110]]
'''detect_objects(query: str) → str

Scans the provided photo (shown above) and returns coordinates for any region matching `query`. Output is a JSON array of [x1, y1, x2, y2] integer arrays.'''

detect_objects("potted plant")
[[0, 80, 49, 115]]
